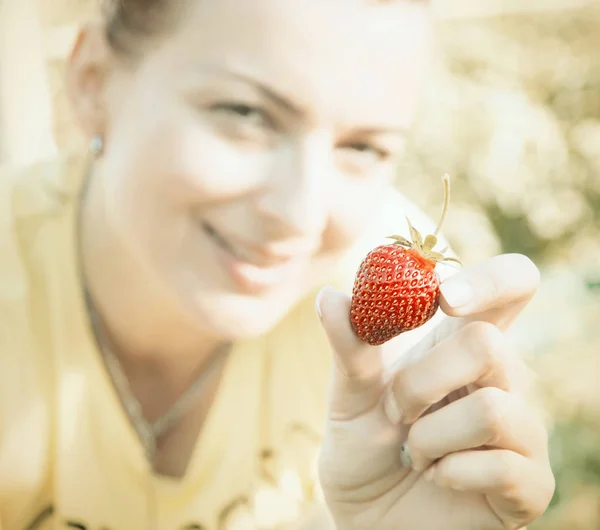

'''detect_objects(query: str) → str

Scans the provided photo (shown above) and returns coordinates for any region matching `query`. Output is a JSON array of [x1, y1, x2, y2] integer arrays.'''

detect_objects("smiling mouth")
[[201, 221, 304, 293], [202, 222, 244, 260], [201, 221, 311, 271]]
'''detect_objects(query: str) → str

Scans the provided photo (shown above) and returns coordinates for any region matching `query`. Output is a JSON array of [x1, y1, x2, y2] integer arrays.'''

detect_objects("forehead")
[[155, 0, 433, 126]]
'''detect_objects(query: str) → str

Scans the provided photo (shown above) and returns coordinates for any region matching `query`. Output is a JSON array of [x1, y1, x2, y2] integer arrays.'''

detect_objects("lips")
[[200, 221, 305, 293], [201, 222, 301, 268]]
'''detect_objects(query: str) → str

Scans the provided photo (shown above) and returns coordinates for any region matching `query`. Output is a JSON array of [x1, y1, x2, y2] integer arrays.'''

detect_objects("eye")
[[211, 102, 271, 128], [347, 142, 390, 160], [338, 142, 392, 167]]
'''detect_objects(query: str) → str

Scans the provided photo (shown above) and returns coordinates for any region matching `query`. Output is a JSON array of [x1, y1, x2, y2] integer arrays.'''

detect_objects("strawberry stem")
[[433, 173, 450, 238]]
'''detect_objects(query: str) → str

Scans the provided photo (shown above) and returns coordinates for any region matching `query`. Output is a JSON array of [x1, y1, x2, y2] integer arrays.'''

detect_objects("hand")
[[316, 254, 554, 530]]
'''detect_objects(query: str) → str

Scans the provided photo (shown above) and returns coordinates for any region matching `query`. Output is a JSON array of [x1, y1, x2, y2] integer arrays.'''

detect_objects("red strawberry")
[[350, 174, 461, 346]]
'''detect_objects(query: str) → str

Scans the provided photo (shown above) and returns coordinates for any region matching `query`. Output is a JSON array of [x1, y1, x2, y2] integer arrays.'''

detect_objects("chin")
[[188, 286, 307, 340]]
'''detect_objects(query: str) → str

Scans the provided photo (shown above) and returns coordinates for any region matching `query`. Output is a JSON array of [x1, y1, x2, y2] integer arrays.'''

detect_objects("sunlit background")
[[1, 0, 599, 528]]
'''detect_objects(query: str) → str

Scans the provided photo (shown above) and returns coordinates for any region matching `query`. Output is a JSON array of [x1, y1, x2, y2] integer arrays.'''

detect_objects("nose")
[[256, 133, 331, 239]]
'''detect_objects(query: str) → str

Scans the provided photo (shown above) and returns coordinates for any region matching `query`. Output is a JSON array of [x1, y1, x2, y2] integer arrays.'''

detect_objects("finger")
[[316, 286, 384, 420], [423, 450, 555, 526], [439, 253, 540, 330], [385, 321, 512, 425], [403, 387, 548, 471]]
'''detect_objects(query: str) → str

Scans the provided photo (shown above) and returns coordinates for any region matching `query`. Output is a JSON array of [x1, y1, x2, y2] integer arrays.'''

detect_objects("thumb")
[[316, 286, 385, 418]]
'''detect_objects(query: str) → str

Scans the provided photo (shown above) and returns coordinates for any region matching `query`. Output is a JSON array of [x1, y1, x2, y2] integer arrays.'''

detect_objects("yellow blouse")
[[0, 153, 448, 530]]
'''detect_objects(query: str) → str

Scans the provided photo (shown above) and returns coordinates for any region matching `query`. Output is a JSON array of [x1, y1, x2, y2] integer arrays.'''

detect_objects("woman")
[[0, 0, 554, 528]]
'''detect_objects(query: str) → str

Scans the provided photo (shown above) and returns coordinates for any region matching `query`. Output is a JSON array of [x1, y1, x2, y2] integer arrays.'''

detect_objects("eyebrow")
[[202, 65, 411, 136], [204, 65, 306, 117], [352, 125, 409, 137]]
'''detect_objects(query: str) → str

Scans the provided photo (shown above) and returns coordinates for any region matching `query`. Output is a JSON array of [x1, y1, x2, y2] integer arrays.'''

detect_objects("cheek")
[[149, 122, 271, 205], [105, 84, 268, 211], [321, 176, 393, 254], [100, 93, 277, 276]]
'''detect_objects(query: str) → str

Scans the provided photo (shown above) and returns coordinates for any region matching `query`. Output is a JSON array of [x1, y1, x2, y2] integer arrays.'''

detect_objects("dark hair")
[[103, 0, 426, 57], [103, 0, 186, 56]]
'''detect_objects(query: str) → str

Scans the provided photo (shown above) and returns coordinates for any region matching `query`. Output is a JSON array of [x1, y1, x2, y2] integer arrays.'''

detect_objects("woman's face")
[[73, 0, 433, 339]]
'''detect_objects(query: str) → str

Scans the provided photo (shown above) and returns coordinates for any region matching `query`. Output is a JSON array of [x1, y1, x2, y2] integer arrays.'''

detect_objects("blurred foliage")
[[401, 4, 600, 528], [400, 4, 600, 269]]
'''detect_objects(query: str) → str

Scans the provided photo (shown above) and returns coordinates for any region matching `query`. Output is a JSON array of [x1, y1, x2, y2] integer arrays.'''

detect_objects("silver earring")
[[90, 135, 104, 156]]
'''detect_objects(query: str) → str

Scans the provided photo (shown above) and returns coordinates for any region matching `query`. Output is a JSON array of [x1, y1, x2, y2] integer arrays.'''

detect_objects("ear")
[[66, 23, 114, 141]]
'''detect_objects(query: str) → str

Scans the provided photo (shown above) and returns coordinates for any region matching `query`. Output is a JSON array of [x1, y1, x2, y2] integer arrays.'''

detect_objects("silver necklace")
[[77, 159, 229, 529], [76, 160, 232, 466], [86, 293, 230, 464]]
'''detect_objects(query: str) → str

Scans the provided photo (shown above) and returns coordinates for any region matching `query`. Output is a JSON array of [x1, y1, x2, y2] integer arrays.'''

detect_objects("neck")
[[78, 162, 228, 393]]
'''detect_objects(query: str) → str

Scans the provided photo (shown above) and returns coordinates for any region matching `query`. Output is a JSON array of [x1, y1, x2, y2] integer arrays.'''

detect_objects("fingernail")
[[315, 286, 333, 320], [383, 385, 403, 425], [423, 466, 435, 481], [440, 279, 474, 309], [400, 442, 413, 469]]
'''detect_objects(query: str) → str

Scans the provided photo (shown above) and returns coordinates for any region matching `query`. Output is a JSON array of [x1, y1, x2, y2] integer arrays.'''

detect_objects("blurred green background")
[[1, 0, 599, 527]]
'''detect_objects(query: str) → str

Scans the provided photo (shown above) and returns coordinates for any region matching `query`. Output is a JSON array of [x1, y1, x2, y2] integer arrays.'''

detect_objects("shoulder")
[[0, 151, 87, 407], [0, 150, 85, 357], [0, 155, 85, 522], [0, 152, 86, 225], [0, 153, 86, 291]]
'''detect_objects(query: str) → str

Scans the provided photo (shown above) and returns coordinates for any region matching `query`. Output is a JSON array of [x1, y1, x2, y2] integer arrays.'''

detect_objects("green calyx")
[[386, 173, 463, 266]]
